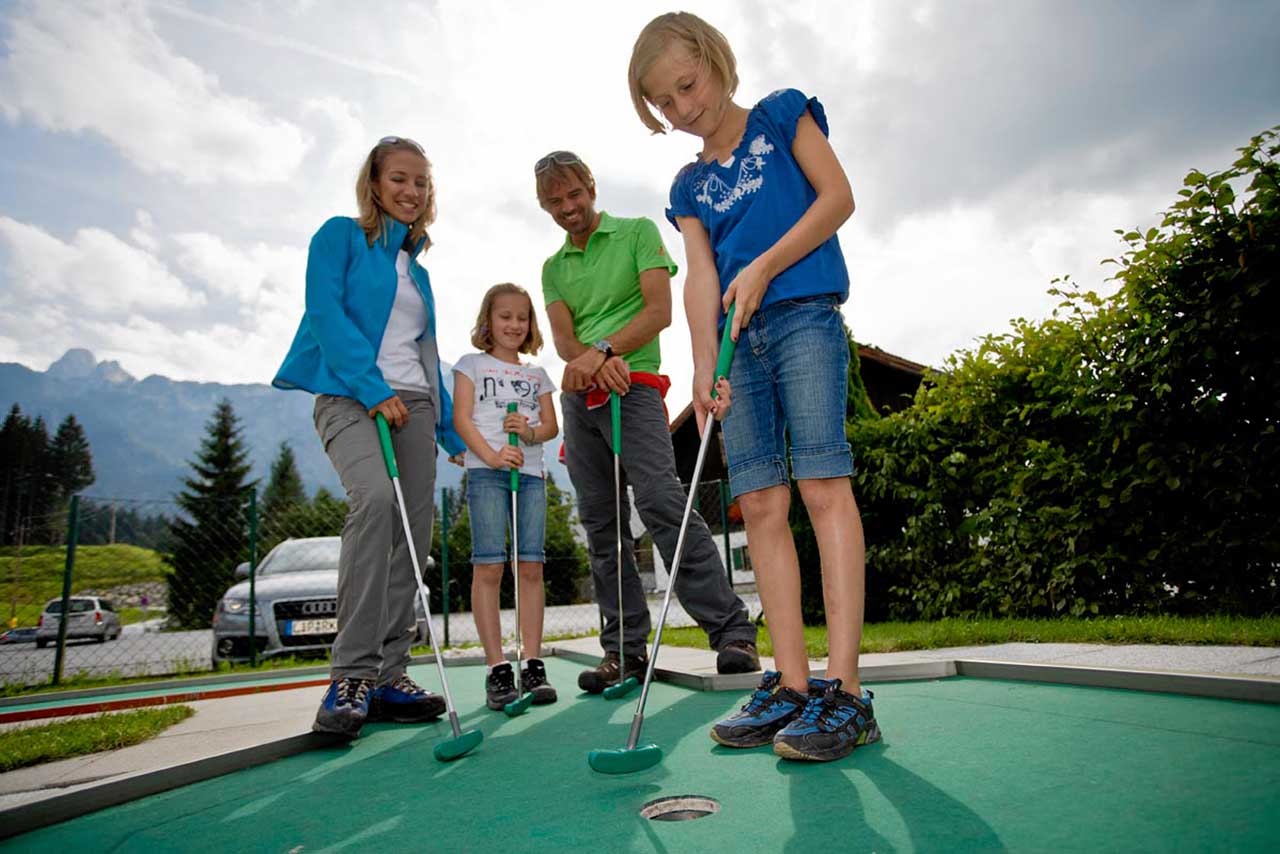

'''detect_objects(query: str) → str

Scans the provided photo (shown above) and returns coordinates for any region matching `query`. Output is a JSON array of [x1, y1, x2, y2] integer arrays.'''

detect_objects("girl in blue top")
[[274, 136, 465, 738], [629, 12, 880, 763]]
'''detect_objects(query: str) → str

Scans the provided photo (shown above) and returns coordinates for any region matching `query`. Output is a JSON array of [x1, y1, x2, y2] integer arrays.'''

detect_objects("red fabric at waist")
[[559, 373, 673, 464]]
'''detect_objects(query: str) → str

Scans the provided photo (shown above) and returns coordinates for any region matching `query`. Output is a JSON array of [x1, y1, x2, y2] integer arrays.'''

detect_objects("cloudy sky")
[[1, 0, 1277, 418]]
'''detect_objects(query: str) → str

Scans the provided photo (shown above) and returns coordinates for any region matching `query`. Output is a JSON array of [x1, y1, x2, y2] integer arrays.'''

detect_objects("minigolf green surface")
[[7, 657, 1279, 852]]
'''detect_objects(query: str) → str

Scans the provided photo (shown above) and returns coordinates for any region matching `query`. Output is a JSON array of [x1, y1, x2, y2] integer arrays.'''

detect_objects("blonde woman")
[[275, 136, 465, 738]]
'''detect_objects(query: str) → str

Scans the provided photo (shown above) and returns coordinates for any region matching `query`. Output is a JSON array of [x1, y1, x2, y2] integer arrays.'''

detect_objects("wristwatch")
[[593, 339, 614, 360]]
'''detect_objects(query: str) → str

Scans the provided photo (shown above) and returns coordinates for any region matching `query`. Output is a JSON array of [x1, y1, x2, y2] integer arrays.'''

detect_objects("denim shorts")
[[466, 468, 546, 564], [721, 294, 854, 497]]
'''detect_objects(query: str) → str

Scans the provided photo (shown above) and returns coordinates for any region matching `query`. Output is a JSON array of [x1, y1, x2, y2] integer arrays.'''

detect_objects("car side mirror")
[[234, 562, 250, 580]]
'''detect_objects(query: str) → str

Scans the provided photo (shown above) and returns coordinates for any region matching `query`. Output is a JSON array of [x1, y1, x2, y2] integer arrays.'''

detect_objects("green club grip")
[[507, 402, 519, 492], [375, 413, 398, 479], [610, 391, 621, 453], [711, 303, 738, 401]]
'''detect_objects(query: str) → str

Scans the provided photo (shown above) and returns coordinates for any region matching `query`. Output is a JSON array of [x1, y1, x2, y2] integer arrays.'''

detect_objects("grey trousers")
[[314, 392, 437, 683], [562, 385, 755, 656]]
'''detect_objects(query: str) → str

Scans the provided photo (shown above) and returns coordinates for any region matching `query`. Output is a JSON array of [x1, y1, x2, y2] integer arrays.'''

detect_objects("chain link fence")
[[0, 479, 754, 691]]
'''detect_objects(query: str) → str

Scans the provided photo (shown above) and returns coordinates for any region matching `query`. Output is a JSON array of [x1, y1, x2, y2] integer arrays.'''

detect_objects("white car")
[[36, 596, 122, 647]]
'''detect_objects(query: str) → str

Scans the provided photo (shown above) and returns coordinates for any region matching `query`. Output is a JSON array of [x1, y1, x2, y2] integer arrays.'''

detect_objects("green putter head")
[[432, 728, 483, 762], [587, 742, 663, 775], [503, 693, 533, 717], [602, 676, 639, 700]]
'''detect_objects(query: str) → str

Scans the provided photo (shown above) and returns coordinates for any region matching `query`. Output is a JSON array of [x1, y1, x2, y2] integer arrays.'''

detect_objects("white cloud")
[[0, 0, 311, 184], [1, 0, 1275, 419], [844, 187, 1163, 368], [0, 216, 302, 384], [130, 210, 159, 252], [0, 215, 203, 314]]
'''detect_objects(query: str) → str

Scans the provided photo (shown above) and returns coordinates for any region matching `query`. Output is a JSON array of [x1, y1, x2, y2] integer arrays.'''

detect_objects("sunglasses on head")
[[534, 150, 584, 174], [378, 135, 425, 155]]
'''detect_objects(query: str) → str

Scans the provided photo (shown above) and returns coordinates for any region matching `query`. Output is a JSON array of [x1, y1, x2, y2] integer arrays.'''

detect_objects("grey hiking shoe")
[[313, 677, 373, 738]]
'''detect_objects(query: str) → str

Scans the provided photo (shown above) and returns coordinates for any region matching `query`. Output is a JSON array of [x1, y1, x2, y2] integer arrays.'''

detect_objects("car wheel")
[[36, 639, 47, 649]]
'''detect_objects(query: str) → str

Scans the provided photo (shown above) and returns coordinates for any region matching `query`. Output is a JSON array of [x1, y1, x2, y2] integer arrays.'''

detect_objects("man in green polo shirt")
[[535, 150, 759, 692]]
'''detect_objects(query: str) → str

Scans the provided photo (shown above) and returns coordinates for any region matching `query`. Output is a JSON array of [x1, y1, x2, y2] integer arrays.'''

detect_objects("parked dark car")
[[212, 537, 432, 665], [0, 627, 39, 644]]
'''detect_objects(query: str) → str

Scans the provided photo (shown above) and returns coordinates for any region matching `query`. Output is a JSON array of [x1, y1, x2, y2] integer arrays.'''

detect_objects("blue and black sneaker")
[[313, 677, 373, 738], [368, 673, 445, 723], [773, 677, 881, 762], [710, 671, 808, 748]]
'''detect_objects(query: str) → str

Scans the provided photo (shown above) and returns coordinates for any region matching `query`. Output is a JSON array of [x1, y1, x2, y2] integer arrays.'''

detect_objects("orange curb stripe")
[[0, 679, 331, 724]]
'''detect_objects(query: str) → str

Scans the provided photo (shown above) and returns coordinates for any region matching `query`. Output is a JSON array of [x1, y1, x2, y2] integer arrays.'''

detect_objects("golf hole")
[[639, 795, 721, 822]]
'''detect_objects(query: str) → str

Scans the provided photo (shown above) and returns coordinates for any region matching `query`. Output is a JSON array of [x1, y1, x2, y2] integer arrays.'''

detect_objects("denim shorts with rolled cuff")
[[720, 294, 855, 498], [466, 467, 547, 564]]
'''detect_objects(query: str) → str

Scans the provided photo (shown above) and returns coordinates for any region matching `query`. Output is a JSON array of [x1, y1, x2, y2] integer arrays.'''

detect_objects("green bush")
[[852, 126, 1279, 619]]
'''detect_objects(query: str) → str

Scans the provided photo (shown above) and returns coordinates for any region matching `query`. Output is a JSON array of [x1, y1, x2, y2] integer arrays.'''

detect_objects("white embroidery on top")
[[694, 134, 775, 213]]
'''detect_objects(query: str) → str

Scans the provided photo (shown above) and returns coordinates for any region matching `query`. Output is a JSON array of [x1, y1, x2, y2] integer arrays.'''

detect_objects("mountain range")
[[0, 349, 570, 508]]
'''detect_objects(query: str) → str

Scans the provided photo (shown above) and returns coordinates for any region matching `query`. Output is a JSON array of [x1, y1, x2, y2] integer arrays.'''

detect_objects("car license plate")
[[285, 619, 337, 636]]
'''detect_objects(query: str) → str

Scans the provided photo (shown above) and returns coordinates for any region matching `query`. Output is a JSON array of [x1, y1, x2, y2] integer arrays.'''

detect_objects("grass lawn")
[[0, 705, 194, 773], [659, 614, 1280, 658], [1, 544, 168, 623]]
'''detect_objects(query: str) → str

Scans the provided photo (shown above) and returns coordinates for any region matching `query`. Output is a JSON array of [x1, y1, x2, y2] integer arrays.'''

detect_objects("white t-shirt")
[[453, 352, 556, 476], [376, 250, 431, 393]]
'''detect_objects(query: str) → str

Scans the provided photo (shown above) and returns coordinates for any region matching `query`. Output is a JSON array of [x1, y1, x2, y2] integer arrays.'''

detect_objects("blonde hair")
[[628, 12, 738, 134], [471, 283, 544, 356], [534, 153, 596, 204], [355, 138, 436, 249]]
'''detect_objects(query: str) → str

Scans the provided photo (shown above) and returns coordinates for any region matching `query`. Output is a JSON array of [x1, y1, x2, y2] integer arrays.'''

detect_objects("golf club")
[[376, 414, 482, 761], [503, 402, 533, 717], [588, 305, 737, 774], [602, 390, 638, 701]]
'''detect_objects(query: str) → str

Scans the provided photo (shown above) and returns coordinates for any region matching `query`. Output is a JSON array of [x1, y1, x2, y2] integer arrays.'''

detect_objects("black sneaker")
[[368, 673, 445, 723], [773, 677, 881, 762], [716, 638, 761, 674], [313, 677, 373, 738], [520, 658, 558, 705], [710, 671, 808, 748], [577, 651, 648, 695], [486, 662, 519, 710]]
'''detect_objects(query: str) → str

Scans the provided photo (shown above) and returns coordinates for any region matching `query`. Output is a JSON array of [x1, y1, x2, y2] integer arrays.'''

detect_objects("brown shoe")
[[578, 651, 648, 694], [716, 639, 761, 674]]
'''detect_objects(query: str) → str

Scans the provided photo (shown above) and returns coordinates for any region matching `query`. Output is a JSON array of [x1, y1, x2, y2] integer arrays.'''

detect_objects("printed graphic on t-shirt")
[[694, 134, 775, 213], [477, 368, 543, 414]]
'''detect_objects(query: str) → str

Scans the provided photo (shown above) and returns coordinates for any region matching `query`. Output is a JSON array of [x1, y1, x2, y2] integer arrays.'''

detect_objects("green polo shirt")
[[541, 212, 678, 374]]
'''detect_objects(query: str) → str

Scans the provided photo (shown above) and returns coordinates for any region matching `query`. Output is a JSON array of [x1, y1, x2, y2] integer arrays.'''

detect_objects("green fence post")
[[51, 494, 80, 687], [248, 488, 258, 668], [719, 479, 733, 585], [441, 489, 450, 648]]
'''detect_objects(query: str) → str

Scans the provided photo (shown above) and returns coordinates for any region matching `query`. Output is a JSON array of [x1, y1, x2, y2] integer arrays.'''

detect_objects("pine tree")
[[49, 415, 95, 499], [259, 441, 307, 541], [165, 399, 255, 628], [0, 408, 59, 545], [0, 404, 24, 544]]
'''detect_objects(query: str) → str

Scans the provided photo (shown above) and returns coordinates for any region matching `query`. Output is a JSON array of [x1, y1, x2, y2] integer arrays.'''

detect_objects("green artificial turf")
[[8, 659, 1278, 852]]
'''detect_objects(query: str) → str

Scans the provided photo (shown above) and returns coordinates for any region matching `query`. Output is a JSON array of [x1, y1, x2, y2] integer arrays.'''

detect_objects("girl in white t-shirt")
[[453, 283, 560, 710]]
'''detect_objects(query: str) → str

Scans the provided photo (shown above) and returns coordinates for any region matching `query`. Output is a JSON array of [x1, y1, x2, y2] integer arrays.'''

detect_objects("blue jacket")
[[273, 215, 465, 456]]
